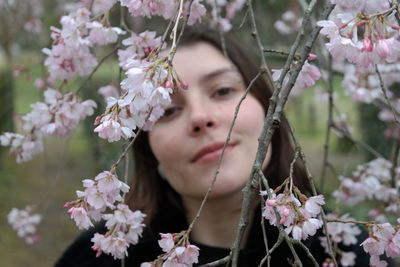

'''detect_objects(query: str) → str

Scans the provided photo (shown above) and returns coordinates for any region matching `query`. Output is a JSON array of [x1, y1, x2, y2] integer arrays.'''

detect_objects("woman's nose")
[[188, 105, 216, 135]]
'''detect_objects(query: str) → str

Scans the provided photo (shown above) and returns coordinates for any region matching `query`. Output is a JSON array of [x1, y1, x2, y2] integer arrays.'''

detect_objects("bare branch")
[[375, 64, 400, 126], [75, 46, 120, 94], [230, 1, 335, 266], [320, 55, 334, 193]]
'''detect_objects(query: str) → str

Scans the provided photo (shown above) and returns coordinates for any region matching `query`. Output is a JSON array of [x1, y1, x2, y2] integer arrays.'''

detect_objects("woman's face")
[[148, 42, 271, 201]]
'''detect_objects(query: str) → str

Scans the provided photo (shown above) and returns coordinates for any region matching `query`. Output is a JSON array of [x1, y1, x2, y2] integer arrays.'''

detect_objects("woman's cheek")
[[150, 130, 181, 166]]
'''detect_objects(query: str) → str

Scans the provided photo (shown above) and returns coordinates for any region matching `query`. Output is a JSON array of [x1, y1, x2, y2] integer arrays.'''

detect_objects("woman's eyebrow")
[[198, 68, 241, 84]]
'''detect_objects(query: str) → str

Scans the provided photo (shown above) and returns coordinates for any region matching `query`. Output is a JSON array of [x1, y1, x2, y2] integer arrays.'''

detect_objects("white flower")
[[68, 206, 93, 229], [305, 195, 325, 215], [7, 207, 42, 244], [340, 251, 356, 267], [159, 233, 175, 253]]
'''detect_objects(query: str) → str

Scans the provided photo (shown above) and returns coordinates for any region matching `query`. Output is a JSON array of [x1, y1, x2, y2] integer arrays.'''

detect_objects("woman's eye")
[[213, 87, 234, 97], [162, 107, 179, 119]]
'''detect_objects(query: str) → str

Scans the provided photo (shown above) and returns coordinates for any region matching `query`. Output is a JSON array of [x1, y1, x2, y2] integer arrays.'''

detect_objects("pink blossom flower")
[[95, 171, 123, 193], [88, 22, 125, 45], [7, 207, 42, 244], [340, 251, 356, 267], [68, 206, 93, 229], [159, 233, 175, 253], [370, 255, 388, 267], [94, 115, 135, 142], [91, 0, 117, 15], [98, 85, 120, 100], [361, 237, 385, 255], [0, 133, 44, 163], [187, 0, 207, 25], [272, 61, 321, 97], [305, 195, 325, 215]]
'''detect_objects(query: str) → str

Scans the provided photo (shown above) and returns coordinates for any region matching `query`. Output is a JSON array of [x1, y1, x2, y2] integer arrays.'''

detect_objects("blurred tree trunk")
[[358, 103, 390, 160], [0, 69, 15, 167]]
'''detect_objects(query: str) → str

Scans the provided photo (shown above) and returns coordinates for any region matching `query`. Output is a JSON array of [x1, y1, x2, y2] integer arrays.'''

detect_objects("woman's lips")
[[191, 142, 236, 164]]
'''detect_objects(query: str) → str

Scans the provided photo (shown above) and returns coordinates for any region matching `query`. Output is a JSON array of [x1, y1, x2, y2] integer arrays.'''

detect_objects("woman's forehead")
[[173, 42, 232, 72]]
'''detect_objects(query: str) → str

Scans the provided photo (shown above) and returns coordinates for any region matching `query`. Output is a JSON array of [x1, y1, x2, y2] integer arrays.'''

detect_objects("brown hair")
[[126, 27, 309, 226]]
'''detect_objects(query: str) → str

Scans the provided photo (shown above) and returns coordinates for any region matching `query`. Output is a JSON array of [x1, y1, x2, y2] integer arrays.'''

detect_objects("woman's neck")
[[183, 192, 256, 248]]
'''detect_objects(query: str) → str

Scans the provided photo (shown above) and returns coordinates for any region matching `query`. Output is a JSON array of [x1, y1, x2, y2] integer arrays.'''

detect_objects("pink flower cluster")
[[274, 10, 302, 35], [119, 0, 245, 31], [80, 0, 118, 16], [333, 158, 399, 214], [0, 88, 96, 163], [261, 188, 325, 241], [272, 61, 321, 97], [7, 206, 42, 244], [22, 89, 97, 138], [66, 171, 130, 229], [318, 0, 400, 71], [141, 232, 200, 266], [340, 64, 400, 104], [118, 30, 163, 70], [119, 0, 206, 25], [319, 213, 362, 266], [361, 222, 400, 266], [0, 133, 43, 163], [95, 30, 187, 142], [65, 171, 145, 259], [43, 7, 124, 82], [91, 204, 146, 259], [94, 61, 174, 141]]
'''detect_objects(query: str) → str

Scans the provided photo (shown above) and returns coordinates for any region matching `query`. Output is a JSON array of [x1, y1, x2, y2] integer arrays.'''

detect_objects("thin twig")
[[292, 240, 319, 267], [331, 125, 384, 158], [197, 255, 231, 267], [111, 128, 142, 171], [326, 218, 375, 226], [75, 46, 119, 94], [320, 55, 334, 193], [375, 64, 400, 126], [258, 178, 270, 266]]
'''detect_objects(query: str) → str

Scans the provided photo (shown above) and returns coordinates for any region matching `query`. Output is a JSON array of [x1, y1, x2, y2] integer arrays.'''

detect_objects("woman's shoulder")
[[54, 222, 162, 267]]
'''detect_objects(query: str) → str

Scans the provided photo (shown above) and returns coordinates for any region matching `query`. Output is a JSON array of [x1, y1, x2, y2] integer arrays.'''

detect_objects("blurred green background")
[[0, 1, 392, 266]]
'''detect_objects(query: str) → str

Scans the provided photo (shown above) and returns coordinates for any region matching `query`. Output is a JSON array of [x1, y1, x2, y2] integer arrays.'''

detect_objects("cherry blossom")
[[1, 89, 97, 163], [272, 61, 321, 97], [333, 157, 399, 212], [65, 171, 130, 229], [0, 133, 44, 163], [274, 10, 302, 35], [261, 185, 325, 241], [94, 54, 183, 142], [88, 21, 126, 45], [90, 204, 146, 259], [98, 85, 120, 100], [42, 6, 124, 82], [7, 206, 42, 244], [187, 0, 207, 25], [118, 30, 163, 69], [90, 0, 118, 15], [142, 231, 199, 266], [21, 89, 97, 138], [318, 1, 400, 70]]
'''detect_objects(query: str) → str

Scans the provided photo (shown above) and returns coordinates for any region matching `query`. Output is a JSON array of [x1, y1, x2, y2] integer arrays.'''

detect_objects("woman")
[[55, 28, 369, 266]]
